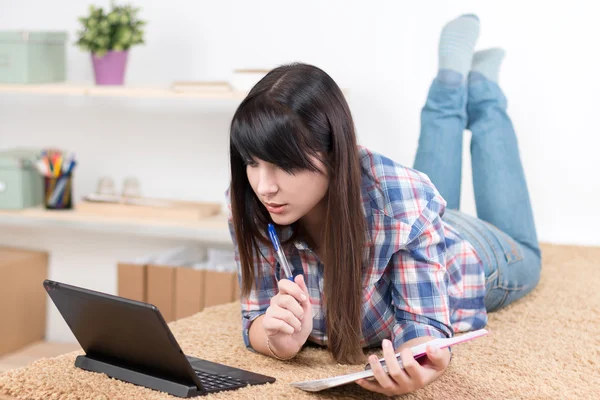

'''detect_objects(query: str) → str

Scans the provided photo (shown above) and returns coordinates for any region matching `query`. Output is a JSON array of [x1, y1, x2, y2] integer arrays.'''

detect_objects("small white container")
[[230, 69, 270, 92]]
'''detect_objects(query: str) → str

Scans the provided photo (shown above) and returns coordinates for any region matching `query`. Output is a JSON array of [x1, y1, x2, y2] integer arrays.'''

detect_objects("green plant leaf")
[[99, 19, 110, 32], [107, 11, 119, 24], [76, 1, 147, 52]]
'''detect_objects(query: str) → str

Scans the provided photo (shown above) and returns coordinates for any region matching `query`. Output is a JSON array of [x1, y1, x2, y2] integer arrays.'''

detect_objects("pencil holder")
[[44, 174, 73, 210]]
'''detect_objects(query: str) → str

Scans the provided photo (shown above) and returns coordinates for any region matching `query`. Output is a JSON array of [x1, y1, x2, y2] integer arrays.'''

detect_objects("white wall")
[[1, 0, 598, 247]]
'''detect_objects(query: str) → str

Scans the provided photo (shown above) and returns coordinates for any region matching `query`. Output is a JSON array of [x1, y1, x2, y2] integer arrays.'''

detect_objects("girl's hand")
[[262, 274, 313, 357], [356, 339, 451, 397]]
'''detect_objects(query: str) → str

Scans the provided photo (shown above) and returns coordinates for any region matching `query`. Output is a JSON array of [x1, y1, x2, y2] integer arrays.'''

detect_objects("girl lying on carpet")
[[226, 14, 542, 397]]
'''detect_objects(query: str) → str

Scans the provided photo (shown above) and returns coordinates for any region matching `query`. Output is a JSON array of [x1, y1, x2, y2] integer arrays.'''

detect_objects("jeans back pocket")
[[482, 221, 524, 264]]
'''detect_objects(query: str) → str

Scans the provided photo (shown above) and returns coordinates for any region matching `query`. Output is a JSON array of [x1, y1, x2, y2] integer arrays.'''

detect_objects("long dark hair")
[[229, 63, 366, 364]]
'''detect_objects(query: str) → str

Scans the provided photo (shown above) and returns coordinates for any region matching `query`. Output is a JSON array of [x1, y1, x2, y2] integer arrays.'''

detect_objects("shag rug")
[[1, 243, 598, 399]]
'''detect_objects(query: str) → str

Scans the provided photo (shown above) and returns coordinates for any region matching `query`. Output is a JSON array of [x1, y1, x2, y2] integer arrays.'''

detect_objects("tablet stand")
[[75, 355, 204, 398]]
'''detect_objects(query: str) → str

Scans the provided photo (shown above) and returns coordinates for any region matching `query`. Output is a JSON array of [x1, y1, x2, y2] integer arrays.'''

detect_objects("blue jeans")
[[413, 72, 542, 312]]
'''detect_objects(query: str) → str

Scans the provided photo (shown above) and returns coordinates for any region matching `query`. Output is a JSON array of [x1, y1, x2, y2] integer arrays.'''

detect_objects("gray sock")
[[471, 48, 506, 83], [437, 14, 480, 83]]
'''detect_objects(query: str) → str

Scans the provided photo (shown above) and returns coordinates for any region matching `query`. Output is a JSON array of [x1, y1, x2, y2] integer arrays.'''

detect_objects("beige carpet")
[[1, 243, 599, 399]]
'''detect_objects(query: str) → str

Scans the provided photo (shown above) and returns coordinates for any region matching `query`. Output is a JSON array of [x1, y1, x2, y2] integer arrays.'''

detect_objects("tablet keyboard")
[[194, 370, 247, 392]]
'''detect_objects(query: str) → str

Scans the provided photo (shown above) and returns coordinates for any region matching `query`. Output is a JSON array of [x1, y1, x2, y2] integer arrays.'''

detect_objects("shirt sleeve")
[[226, 193, 278, 351], [390, 194, 454, 349]]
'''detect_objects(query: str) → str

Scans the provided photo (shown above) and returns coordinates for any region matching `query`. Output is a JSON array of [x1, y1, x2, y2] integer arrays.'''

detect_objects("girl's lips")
[[265, 203, 287, 214]]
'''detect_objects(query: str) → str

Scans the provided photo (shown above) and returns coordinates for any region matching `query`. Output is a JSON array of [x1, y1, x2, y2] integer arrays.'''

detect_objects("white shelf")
[[0, 82, 241, 246], [0, 206, 233, 248], [0, 82, 248, 100]]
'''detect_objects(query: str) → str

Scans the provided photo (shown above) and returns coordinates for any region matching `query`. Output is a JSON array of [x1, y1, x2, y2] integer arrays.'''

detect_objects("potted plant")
[[75, 2, 146, 85]]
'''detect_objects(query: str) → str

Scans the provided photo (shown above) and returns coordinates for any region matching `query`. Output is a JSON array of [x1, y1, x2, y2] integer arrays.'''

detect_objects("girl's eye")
[[245, 159, 258, 167]]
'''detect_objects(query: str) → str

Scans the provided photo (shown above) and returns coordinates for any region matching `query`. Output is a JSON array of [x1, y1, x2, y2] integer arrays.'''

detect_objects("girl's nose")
[[256, 168, 279, 197]]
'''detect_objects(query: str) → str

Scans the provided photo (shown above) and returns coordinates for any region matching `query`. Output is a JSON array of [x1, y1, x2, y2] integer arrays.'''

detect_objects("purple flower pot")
[[91, 50, 129, 85]]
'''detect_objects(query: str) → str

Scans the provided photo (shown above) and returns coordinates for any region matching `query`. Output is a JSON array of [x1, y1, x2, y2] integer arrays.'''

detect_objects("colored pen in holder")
[[44, 174, 73, 210], [37, 150, 77, 210]]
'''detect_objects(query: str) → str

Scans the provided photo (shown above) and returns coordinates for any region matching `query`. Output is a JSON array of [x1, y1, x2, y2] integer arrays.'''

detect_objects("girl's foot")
[[437, 14, 480, 85]]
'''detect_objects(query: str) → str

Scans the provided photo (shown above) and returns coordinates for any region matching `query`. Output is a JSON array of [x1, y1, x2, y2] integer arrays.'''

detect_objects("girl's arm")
[[248, 315, 301, 359], [227, 210, 311, 357], [390, 194, 454, 348], [247, 315, 272, 355], [248, 275, 313, 360], [356, 194, 453, 396]]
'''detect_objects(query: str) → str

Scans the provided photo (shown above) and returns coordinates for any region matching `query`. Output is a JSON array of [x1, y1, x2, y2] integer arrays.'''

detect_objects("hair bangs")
[[231, 99, 321, 173]]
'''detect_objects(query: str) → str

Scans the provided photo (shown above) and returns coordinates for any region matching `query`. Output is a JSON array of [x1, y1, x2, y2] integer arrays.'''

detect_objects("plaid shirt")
[[228, 146, 487, 351]]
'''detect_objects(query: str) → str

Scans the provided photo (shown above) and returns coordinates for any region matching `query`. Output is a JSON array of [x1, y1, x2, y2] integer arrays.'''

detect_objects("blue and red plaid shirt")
[[228, 146, 487, 351]]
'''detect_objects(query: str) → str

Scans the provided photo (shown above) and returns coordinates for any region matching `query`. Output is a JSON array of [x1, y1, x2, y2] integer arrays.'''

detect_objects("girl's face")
[[246, 155, 329, 226]]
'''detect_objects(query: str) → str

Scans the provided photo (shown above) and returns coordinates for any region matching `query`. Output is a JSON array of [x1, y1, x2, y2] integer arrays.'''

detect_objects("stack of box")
[[117, 245, 239, 322]]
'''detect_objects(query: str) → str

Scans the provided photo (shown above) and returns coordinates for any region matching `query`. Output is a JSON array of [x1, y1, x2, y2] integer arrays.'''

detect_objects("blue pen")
[[268, 223, 294, 281]]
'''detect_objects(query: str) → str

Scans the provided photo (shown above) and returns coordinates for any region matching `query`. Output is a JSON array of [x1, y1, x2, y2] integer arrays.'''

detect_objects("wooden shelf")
[[0, 205, 233, 248], [0, 82, 248, 100]]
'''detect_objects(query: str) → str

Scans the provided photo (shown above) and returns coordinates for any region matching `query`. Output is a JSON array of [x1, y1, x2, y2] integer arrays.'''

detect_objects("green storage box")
[[0, 31, 67, 83], [0, 149, 44, 209]]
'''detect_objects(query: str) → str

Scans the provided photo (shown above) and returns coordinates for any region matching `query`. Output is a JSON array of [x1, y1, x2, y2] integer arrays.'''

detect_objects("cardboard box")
[[203, 270, 238, 308], [146, 264, 177, 322], [174, 267, 205, 320], [117, 262, 146, 302], [117, 262, 238, 322], [0, 247, 48, 356]]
